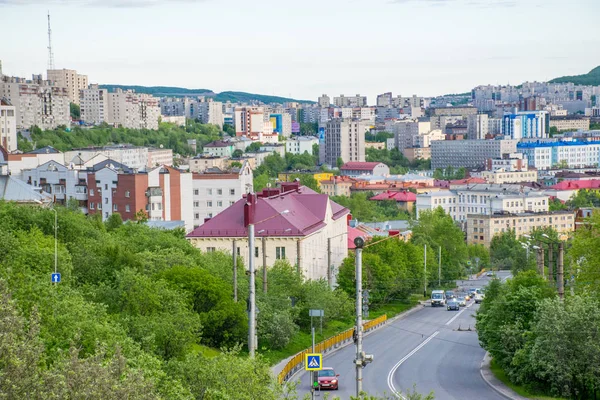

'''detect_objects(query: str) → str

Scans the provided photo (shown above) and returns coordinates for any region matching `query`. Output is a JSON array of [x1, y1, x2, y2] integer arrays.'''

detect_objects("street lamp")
[[247, 208, 289, 357], [34, 200, 57, 280]]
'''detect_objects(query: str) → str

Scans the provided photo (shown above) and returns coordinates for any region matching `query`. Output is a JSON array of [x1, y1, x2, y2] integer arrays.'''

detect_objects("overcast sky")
[[1, 0, 598, 102]]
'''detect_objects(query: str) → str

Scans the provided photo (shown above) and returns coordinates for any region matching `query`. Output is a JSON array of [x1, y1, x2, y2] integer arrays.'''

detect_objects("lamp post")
[[51, 207, 57, 276], [247, 208, 289, 357]]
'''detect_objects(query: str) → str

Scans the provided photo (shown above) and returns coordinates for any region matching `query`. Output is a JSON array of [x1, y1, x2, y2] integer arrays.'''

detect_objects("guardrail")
[[277, 314, 388, 384]]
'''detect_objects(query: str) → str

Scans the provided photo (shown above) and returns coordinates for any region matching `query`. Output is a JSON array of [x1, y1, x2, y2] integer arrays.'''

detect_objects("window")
[[195, 213, 199, 219], [208, 188, 213, 195], [230, 189, 235, 195], [90, 202, 95, 210], [206, 247, 216, 253], [276, 247, 286, 259], [194, 201, 199, 207], [90, 189, 94, 196], [217, 201, 223, 207], [125, 190, 130, 198], [113, 204, 117, 211], [217, 189, 223, 195], [207, 201, 212, 207], [105, 197, 108, 204], [255, 247, 259, 257], [126, 204, 130, 212], [230, 201, 235, 206], [105, 212, 109, 218], [105, 184, 108, 190], [194, 189, 199, 195]]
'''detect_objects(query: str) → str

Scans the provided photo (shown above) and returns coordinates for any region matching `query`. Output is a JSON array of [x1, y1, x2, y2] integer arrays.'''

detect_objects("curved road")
[[295, 272, 511, 399]]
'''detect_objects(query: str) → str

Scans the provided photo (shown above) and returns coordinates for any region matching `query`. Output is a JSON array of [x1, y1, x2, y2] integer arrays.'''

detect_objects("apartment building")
[[79, 84, 108, 124], [0, 145, 65, 179], [403, 147, 431, 162], [0, 98, 17, 151], [416, 184, 549, 223], [186, 182, 349, 281], [147, 148, 174, 168], [160, 97, 185, 116], [549, 116, 590, 132], [107, 89, 160, 130], [188, 155, 229, 173], [467, 114, 489, 140], [340, 162, 390, 177], [203, 140, 234, 157], [517, 141, 600, 170], [320, 176, 357, 197], [191, 161, 253, 227], [467, 211, 575, 247], [333, 94, 367, 107], [324, 118, 367, 165], [413, 129, 445, 148], [47, 69, 88, 105], [198, 101, 223, 127], [286, 136, 318, 155], [429, 106, 477, 117], [391, 119, 431, 150], [502, 110, 548, 139], [64, 145, 150, 170], [0, 73, 70, 130], [318, 94, 330, 108], [87, 161, 193, 231], [234, 106, 265, 137], [431, 139, 518, 169]]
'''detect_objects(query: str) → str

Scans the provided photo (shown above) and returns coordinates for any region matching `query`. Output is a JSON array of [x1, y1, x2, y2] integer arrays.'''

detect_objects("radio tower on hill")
[[47, 11, 55, 70]]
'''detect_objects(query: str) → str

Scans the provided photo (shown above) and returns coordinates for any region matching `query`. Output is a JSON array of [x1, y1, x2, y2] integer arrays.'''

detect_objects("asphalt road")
[[295, 271, 511, 400]]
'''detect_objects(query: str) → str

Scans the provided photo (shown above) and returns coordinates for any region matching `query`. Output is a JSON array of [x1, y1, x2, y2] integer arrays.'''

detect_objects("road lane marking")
[[445, 301, 473, 326], [387, 331, 440, 399]]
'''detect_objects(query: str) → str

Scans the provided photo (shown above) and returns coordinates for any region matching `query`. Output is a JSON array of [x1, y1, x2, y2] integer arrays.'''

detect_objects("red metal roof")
[[549, 179, 600, 191], [369, 190, 417, 202], [348, 226, 370, 249], [340, 162, 383, 171], [187, 185, 349, 238]]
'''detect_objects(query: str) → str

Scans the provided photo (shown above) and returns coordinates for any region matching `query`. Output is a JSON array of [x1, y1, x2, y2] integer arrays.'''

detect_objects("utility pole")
[[248, 224, 256, 357], [355, 244, 363, 398], [548, 243, 554, 284], [423, 244, 427, 298], [438, 246, 441, 287], [537, 244, 544, 277], [327, 238, 332, 288], [262, 237, 267, 293], [558, 242, 564, 300], [311, 326, 316, 400], [53, 208, 57, 276], [232, 240, 238, 302]]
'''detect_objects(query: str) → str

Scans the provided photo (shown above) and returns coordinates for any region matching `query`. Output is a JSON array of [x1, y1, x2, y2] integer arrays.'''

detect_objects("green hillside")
[[98, 85, 314, 104], [549, 66, 600, 86]]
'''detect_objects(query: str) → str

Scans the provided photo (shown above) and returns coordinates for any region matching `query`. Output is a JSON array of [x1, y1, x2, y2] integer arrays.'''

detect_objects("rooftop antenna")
[[47, 11, 55, 70]]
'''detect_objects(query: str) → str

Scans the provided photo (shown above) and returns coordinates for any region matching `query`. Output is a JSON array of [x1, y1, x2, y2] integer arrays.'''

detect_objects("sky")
[[0, 0, 599, 102]]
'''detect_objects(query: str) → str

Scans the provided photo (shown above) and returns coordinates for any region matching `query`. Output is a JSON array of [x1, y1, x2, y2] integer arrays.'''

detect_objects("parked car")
[[447, 300, 460, 311], [445, 290, 455, 300], [317, 367, 339, 390], [431, 290, 446, 307], [457, 296, 466, 307]]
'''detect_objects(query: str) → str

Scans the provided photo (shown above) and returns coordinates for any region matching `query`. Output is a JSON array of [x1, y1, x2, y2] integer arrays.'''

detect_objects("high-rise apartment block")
[[431, 139, 518, 169], [0, 99, 17, 152], [333, 94, 367, 108], [502, 110, 548, 139], [467, 113, 489, 139], [234, 106, 265, 136], [107, 89, 161, 130], [80, 85, 108, 124], [391, 119, 431, 150], [324, 118, 367, 165], [47, 68, 88, 105], [318, 94, 330, 108], [198, 101, 223, 127], [0, 72, 70, 130]]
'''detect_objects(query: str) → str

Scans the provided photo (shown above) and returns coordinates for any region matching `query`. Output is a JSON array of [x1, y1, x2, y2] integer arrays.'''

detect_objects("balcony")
[[146, 187, 163, 197]]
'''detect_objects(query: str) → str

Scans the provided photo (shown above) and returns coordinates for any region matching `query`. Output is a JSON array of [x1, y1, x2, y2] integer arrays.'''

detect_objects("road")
[[295, 271, 511, 400]]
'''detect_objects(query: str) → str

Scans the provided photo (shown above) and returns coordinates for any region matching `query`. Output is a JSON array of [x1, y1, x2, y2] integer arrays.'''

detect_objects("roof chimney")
[[244, 192, 257, 226]]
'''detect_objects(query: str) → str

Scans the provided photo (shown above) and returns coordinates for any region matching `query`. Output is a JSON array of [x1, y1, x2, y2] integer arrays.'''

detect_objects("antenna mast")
[[47, 11, 55, 70]]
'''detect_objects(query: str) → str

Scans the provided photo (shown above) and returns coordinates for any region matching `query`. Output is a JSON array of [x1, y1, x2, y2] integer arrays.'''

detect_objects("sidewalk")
[[271, 302, 426, 378], [480, 352, 528, 400]]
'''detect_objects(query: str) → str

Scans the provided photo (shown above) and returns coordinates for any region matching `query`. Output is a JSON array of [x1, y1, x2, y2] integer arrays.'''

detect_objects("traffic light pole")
[[355, 246, 363, 398]]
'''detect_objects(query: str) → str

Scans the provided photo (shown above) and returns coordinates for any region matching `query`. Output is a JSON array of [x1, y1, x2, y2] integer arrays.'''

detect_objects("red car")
[[317, 367, 339, 390]]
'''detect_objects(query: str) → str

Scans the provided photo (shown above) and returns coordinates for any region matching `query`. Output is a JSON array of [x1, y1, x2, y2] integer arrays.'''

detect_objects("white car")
[[474, 293, 485, 304]]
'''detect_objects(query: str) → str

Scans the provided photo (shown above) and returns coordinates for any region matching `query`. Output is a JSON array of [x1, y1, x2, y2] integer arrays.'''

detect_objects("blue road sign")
[[305, 353, 322, 371], [51, 273, 61, 283]]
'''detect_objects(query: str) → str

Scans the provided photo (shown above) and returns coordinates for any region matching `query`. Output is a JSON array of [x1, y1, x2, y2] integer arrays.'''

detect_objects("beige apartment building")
[[47, 69, 88, 105], [324, 118, 367, 165], [478, 169, 538, 184], [467, 211, 575, 247], [549, 116, 590, 132], [80, 85, 108, 124], [107, 89, 161, 130], [403, 147, 431, 161], [0, 99, 17, 151]]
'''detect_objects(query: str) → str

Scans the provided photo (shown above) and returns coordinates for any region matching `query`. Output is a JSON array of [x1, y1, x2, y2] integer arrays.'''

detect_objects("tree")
[[568, 209, 600, 293], [230, 161, 243, 168], [300, 122, 318, 135], [70, 102, 81, 120], [489, 230, 532, 274], [246, 142, 262, 152], [336, 157, 344, 169], [548, 197, 567, 211], [312, 143, 319, 157], [134, 209, 148, 223], [548, 126, 559, 137], [105, 212, 123, 231], [232, 149, 244, 158], [222, 123, 235, 136]]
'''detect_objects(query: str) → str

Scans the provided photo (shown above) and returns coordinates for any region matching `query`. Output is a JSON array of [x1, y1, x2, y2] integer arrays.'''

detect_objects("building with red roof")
[[187, 182, 350, 281], [543, 179, 600, 202], [370, 190, 417, 211], [341, 162, 390, 177]]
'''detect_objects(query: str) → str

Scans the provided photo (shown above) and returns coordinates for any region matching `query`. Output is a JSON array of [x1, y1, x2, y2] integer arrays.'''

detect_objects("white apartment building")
[[324, 118, 367, 165], [198, 101, 223, 127], [21, 160, 88, 208], [333, 94, 367, 107], [106, 89, 160, 130], [0, 98, 17, 151], [147, 148, 174, 168], [79, 85, 108, 124], [517, 141, 600, 170], [318, 94, 330, 108], [234, 106, 265, 137], [191, 161, 253, 227], [286, 136, 318, 155], [413, 129, 444, 148], [467, 114, 489, 140], [431, 139, 518, 169], [0, 145, 66, 179], [47, 69, 88, 105], [416, 184, 549, 224], [64, 145, 150, 170], [0, 73, 70, 130], [391, 119, 431, 150]]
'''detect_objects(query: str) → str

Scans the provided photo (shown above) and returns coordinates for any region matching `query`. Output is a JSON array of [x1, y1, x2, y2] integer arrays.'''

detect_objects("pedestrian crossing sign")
[[305, 353, 322, 371]]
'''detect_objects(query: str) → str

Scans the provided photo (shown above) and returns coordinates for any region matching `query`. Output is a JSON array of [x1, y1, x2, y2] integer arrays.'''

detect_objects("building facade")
[[340, 162, 390, 177], [324, 119, 367, 165], [47, 69, 88, 105], [502, 111, 548, 139], [549, 116, 590, 132], [79, 85, 108, 124], [286, 136, 318, 155], [106, 89, 160, 130], [431, 139, 518, 169], [0, 98, 17, 151], [517, 141, 600, 170]]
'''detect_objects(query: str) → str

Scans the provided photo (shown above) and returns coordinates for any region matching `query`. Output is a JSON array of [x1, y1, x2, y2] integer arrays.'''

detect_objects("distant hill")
[[549, 66, 600, 86], [98, 84, 314, 104]]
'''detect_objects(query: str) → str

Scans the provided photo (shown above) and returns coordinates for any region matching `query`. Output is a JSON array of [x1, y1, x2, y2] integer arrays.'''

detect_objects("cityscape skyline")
[[1, 0, 599, 101]]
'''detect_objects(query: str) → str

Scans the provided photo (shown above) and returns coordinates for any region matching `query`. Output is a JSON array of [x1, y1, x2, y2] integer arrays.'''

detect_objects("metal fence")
[[277, 314, 388, 384]]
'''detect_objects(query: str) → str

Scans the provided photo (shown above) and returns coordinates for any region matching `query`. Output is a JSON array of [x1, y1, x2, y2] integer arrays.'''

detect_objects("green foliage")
[[105, 212, 123, 231], [222, 123, 235, 136], [300, 122, 318, 135], [336, 157, 344, 169], [548, 65, 600, 86], [548, 126, 559, 137], [568, 209, 600, 293], [410, 208, 469, 283], [489, 230, 533, 275], [567, 189, 600, 208], [432, 166, 466, 180], [245, 141, 262, 152], [366, 131, 394, 143], [331, 192, 410, 222], [467, 244, 491, 271], [70, 102, 80, 120], [365, 147, 431, 172], [548, 197, 568, 211], [99, 84, 211, 97], [252, 151, 320, 191], [29, 119, 222, 156], [214, 91, 314, 104], [17, 132, 33, 152]]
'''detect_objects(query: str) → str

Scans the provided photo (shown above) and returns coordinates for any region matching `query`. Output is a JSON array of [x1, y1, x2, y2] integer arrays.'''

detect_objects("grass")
[[189, 343, 221, 358], [490, 358, 565, 400], [260, 296, 421, 366]]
